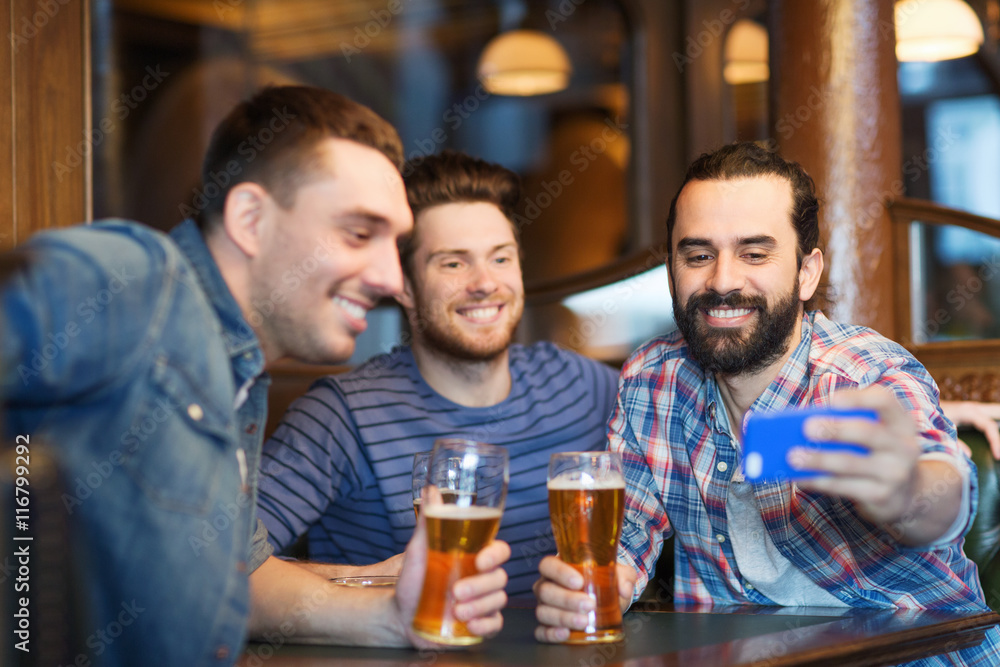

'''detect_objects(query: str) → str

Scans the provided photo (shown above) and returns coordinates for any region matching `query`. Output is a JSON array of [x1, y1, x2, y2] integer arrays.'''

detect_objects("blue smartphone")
[[741, 407, 878, 483]]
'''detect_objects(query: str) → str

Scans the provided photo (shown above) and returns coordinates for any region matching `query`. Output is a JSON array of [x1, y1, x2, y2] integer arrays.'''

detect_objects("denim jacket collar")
[[170, 220, 264, 379]]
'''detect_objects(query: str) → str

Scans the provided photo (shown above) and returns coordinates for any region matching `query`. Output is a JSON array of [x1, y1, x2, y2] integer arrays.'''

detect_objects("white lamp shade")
[[724, 19, 769, 85], [477, 30, 572, 96], [895, 0, 984, 62]]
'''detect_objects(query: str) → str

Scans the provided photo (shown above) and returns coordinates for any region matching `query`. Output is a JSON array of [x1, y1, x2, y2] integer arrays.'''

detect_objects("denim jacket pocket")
[[122, 354, 233, 515]]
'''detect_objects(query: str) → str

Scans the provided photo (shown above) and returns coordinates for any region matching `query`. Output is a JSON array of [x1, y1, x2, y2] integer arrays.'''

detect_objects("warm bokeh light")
[[477, 30, 572, 96], [895, 0, 984, 62]]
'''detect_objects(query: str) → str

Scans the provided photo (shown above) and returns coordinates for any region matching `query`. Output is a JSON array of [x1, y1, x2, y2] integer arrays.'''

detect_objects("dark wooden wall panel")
[[0, 0, 90, 251], [0, 4, 14, 251]]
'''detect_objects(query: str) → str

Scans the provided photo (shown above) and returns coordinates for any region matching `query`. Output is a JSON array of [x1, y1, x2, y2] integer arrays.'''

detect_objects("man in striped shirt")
[[256, 151, 619, 599], [534, 142, 998, 663]]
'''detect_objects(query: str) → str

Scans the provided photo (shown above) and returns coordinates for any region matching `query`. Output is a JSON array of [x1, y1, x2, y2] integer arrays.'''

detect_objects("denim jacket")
[[1, 220, 271, 666]]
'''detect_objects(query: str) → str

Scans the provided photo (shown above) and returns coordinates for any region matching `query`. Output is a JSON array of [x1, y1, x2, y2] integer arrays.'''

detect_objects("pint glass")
[[547, 451, 625, 643], [411, 451, 432, 519], [412, 439, 508, 645]]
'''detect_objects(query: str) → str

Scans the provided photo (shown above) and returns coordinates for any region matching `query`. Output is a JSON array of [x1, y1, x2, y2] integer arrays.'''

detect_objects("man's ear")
[[221, 182, 269, 259], [798, 248, 824, 302]]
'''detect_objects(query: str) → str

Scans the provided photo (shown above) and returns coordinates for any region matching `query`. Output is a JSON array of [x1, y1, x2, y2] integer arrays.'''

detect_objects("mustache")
[[685, 291, 767, 311]]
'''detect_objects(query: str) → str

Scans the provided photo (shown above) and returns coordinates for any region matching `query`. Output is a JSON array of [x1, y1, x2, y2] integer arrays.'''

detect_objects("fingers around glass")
[[547, 451, 625, 644], [412, 439, 509, 646]]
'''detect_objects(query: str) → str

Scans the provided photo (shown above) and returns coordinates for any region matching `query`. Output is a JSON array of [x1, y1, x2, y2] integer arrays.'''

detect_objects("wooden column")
[[0, 0, 91, 251], [771, 0, 901, 337]]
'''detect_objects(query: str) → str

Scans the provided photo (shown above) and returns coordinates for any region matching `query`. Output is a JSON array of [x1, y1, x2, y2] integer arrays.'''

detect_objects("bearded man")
[[533, 142, 999, 664], [256, 150, 618, 598]]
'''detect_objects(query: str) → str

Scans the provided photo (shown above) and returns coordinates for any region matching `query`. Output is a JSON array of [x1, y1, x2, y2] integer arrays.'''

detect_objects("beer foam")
[[421, 504, 503, 520], [547, 472, 625, 490]]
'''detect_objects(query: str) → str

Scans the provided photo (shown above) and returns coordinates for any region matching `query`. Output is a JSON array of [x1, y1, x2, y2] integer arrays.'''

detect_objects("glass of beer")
[[412, 450, 432, 519], [547, 451, 626, 644], [412, 439, 508, 645]]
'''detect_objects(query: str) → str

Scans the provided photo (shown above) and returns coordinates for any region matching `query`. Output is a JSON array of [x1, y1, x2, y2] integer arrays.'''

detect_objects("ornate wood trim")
[[888, 197, 1000, 401]]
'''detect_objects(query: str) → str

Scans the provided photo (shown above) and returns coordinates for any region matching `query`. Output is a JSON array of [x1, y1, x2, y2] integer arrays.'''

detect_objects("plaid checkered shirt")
[[612, 311, 989, 613]]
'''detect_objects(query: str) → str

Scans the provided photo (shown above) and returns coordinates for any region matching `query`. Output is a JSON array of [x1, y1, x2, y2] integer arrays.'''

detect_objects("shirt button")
[[709, 404, 716, 419], [717, 461, 728, 473], [245, 423, 258, 434], [214, 645, 230, 660], [243, 352, 254, 360], [746, 582, 755, 591], [188, 404, 204, 421], [716, 534, 726, 543]]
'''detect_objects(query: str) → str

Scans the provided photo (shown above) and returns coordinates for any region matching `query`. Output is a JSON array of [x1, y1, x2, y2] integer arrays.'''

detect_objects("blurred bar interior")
[[2, 0, 999, 392]]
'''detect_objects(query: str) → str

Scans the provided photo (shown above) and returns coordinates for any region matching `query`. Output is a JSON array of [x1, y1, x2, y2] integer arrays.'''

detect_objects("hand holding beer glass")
[[547, 451, 626, 643], [412, 439, 508, 645]]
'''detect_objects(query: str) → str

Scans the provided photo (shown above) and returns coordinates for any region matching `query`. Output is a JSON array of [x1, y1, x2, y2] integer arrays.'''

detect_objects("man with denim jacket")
[[0, 86, 509, 666]]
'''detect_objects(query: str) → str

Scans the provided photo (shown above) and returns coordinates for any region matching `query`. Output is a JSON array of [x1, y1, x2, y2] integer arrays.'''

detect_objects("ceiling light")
[[724, 19, 769, 85], [477, 30, 572, 96], [895, 0, 984, 62]]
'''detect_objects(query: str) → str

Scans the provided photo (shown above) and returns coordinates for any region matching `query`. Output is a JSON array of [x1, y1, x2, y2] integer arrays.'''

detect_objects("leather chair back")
[[961, 427, 1000, 611]]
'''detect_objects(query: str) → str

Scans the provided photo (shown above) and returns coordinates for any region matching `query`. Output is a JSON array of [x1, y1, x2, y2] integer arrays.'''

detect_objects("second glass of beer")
[[547, 451, 626, 643], [412, 439, 508, 645], [411, 450, 432, 518]]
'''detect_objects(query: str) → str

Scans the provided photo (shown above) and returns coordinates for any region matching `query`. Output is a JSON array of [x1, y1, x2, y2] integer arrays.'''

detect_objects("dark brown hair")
[[196, 85, 403, 231], [666, 141, 821, 265], [400, 150, 521, 281]]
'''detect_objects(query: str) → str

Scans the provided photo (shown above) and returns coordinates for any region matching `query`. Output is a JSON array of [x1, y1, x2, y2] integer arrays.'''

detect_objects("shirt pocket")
[[122, 354, 233, 515]]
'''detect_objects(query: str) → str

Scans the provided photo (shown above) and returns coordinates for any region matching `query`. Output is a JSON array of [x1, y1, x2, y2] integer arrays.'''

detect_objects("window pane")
[[911, 223, 1000, 342], [908, 93, 1000, 342], [526, 265, 675, 362]]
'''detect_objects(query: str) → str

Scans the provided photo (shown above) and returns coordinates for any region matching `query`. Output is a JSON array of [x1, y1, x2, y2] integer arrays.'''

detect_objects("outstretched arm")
[[792, 387, 965, 547], [248, 510, 509, 647], [940, 400, 1000, 460], [293, 552, 404, 579]]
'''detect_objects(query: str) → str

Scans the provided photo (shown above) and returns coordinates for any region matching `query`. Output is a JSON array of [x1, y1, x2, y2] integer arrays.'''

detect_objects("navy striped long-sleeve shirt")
[[256, 342, 619, 598]]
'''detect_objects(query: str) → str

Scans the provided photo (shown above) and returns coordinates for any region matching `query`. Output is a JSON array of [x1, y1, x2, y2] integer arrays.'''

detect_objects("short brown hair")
[[196, 85, 403, 231], [400, 150, 521, 281], [666, 141, 820, 264]]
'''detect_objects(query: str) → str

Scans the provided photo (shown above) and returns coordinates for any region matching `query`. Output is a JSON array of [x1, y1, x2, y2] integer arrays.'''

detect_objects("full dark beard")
[[672, 279, 801, 376]]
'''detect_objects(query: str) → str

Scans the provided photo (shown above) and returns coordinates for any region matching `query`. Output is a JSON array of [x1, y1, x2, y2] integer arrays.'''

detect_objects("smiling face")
[[247, 138, 413, 363], [668, 176, 823, 377], [400, 201, 524, 362]]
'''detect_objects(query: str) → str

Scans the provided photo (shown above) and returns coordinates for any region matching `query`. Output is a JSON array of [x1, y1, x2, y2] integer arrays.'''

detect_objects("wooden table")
[[238, 603, 1000, 666]]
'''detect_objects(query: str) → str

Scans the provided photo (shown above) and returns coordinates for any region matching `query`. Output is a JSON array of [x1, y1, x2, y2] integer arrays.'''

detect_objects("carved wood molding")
[[933, 371, 1000, 403], [907, 337, 1000, 403]]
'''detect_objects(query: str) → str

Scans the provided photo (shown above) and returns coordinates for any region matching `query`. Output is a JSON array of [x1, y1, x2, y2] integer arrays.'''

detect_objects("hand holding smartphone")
[[742, 407, 879, 482]]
